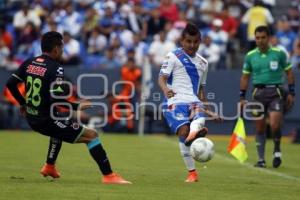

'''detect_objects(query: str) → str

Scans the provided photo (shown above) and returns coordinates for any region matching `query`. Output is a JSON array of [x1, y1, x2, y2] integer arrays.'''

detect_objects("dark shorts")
[[251, 86, 286, 116], [27, 116, 85, 143]]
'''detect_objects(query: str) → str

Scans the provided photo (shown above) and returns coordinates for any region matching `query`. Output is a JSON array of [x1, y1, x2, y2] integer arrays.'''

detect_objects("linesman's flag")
[[227, 117, 248, 163]]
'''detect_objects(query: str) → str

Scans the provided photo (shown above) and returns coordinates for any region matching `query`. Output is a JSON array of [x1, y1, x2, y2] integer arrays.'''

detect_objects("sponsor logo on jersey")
[[54, 120, 67, 128], [36, 58, 45, 62], [57, 67, 63, 76], [270, 61, 278, 70], [26, 65, 47, 76]]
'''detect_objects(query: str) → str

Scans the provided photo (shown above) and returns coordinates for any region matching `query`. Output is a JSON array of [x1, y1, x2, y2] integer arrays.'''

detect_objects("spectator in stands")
[[109, 37, 127, 64], [179, 0, 200, 25], [17, 22, 39, 57], [110, 19, 134, 49], [275, 15, 297, 55], [143, 6, 166, 42], [62, 31, 81, 65], [131, 33, 148, 67], [207, 19, 229, 69], [199, 0, 224, 28], [262, 0, 276, 12], [42, 16, 64, 34], [219, 5, 239, 40], [148, 30, 176, 68], [87, 28, 107, 55], [159, 0, 179, 23], [291, 38, 300, 70], [81, 6, 99, 44], [13, 3, 41, 39], [286, 4, 300, 33], [165, 20, 186, 44], [197, 34, 221, 71], [99, 4, 116, 38], [28, 33, 42, 57], [120, 2, 144, 34], [270, 35, 289, 58], [0, 24, 13, 50], [241, 0, 274, 50], [98, 46, 121, 69], [226, 0, 248, 20], [0, 39, 10, 68], [50, 3, 66, 24], [60, 2, 83, 38], [120, 57, 142, 99]]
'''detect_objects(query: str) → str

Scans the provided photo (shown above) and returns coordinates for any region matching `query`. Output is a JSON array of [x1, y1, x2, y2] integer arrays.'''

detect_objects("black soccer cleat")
[[273, 152, 282, 168], [254, 160, 266, 168], [184, 127, 208, 146]]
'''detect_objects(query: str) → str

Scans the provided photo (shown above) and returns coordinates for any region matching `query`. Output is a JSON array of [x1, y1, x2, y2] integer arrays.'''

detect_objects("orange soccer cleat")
[[40, 163, 61, 178], [185, 170, 198, 183], [102, 173, 132, 184]]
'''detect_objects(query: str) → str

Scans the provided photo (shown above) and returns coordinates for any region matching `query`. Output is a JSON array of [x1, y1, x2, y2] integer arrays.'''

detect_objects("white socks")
[[179, 142, 195, 171]]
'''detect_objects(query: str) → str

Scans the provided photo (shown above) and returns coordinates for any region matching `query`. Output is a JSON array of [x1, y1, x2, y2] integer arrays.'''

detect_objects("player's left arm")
[[281, 51, 296, 109], [285, 68, 295, 109]]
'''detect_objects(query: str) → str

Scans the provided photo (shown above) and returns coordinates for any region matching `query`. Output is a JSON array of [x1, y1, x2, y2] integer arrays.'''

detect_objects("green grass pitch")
[[0, 131, 300, 200]]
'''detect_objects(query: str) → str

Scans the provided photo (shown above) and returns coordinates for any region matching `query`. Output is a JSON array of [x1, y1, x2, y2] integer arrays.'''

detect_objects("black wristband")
[[240, 90, 246, 99], [288, 84, 295, 96]]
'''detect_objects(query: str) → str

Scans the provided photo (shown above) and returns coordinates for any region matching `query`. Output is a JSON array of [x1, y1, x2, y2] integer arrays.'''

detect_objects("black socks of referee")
[[87, 138, 113, 175], [273, 129, 281, 153], [46, 137, 62, 165]]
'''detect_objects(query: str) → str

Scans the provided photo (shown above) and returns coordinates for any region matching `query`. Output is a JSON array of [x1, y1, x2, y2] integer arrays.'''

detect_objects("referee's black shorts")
[[251, 85, 286, 116], [26, 116, 85, 143]]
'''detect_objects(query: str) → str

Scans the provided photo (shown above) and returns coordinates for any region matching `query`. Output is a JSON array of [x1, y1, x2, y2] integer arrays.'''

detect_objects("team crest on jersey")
[[270, 61, 278, 71], [71, 122, 80, 130], [175, 113, 185, 120]]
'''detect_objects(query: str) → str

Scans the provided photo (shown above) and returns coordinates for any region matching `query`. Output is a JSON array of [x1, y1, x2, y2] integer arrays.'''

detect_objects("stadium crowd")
[[0, 0, 300, 131], [0, 0, 300, 71]]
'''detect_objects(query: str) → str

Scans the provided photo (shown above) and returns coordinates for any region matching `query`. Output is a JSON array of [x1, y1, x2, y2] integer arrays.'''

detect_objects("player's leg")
[[268, 88, 285, 168], [163, 103, 198, 182], [269, 111, 283, 168], [254, 118, 267, 167], [40, 137, 62, 178], [177, 125, 198, 182], [252, 88, 268, 167], [185, 115, 207, 146], [75, 128, 131, 184]]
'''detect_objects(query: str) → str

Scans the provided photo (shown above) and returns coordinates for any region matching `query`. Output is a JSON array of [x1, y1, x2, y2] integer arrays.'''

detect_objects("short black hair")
[[181, 22, 201, 38], [254, 25, 270, 36], [41, 31, 63, 53]]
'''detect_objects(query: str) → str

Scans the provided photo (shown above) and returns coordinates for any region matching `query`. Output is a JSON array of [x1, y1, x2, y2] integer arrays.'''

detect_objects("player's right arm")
[[5, 60, 29, 107], [239, 54, 252, 110], [158, 53, 176, 98]]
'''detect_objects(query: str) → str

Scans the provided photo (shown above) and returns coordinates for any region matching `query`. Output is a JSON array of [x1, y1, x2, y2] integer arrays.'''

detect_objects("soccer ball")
[[190, 138, 215, 162]]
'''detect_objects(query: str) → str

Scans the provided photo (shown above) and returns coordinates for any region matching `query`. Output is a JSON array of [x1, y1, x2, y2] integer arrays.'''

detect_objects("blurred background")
[[0, 0, 299, 137]]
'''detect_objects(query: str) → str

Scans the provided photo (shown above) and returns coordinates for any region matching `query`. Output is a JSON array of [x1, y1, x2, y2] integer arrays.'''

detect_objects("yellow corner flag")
[[227, 117, 248, 163]]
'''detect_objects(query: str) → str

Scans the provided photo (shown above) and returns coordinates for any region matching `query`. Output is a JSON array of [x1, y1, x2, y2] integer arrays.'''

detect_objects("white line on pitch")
[[159, 136, 300, 182]]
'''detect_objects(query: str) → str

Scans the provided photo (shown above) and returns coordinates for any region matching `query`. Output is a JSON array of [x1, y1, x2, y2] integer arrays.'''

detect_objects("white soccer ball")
[[190, 138, 215, 162]]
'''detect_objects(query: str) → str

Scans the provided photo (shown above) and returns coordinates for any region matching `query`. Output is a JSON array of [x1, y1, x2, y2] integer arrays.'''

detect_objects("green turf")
[[0, 131, 299, 200]]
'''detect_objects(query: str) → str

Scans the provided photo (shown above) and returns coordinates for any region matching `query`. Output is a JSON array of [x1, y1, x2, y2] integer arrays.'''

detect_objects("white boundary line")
[[159, 136, 300, 182]]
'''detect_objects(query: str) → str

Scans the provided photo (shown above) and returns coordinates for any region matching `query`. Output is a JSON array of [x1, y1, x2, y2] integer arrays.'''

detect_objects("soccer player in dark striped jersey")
[[6, 31, 131, 184]]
